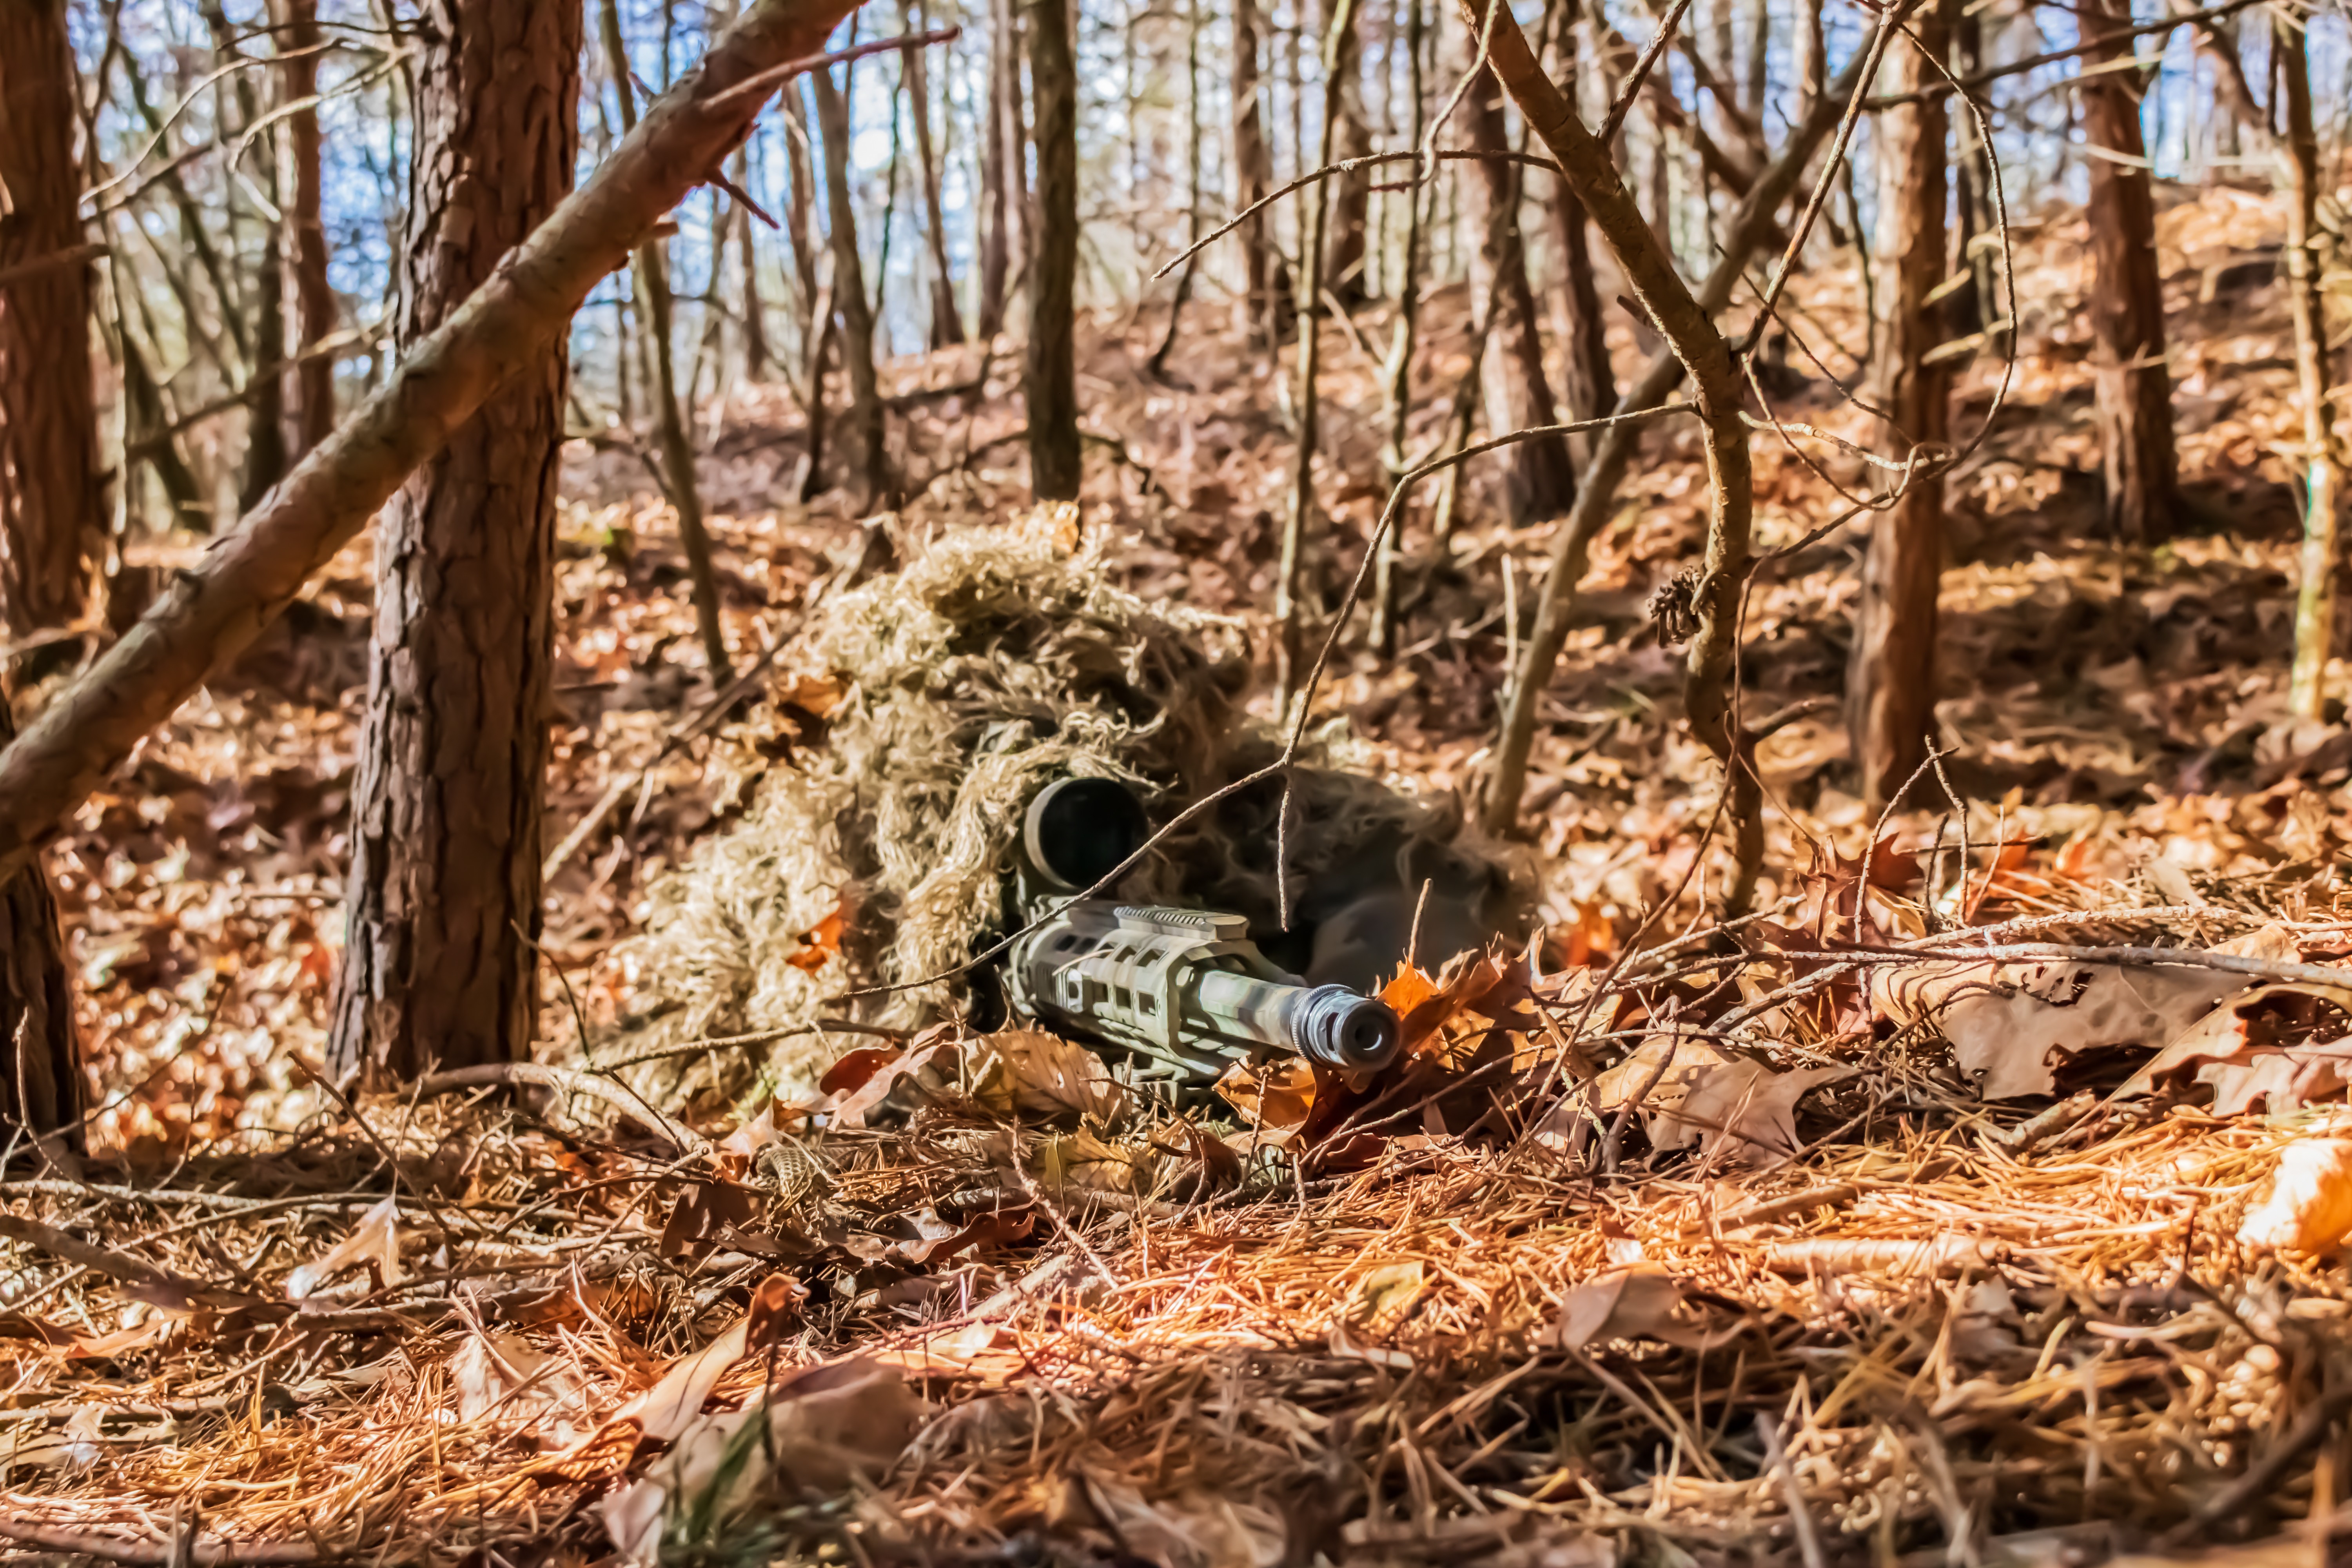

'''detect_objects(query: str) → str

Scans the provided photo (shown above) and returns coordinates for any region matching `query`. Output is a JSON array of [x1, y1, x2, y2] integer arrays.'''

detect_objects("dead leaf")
[[787, 896, 848, 972], [1078, 1471, 1287, 1568], [969, 1029, 1127, 1122], [1216, 1057, 1318, 1143], [1876, 948, 2273, 1100], [1555, 1265, 1742, 1349], [826, 1033, 955, 1129], [285, 1196, 402, 1299], [601, 1357, 920, 1566], [450, 1329, 593, 1446], [2114, 979, 2352, 1114], [1662, 1058, 1857, 1167], [2238, 1138, 2352, 1253]]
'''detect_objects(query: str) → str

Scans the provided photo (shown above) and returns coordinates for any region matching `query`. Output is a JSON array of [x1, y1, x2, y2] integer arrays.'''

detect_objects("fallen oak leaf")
[[1554, 1265, 1744, 1350], [601, 1357, 921, 1567], [2113, 980, 2352, 1114]]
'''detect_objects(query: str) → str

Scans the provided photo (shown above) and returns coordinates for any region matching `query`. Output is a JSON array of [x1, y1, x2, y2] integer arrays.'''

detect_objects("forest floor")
[[7, 179, 2352, 1566]]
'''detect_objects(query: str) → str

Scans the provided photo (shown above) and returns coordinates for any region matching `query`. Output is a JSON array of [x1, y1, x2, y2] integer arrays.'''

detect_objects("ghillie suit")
[[600, 508, 1525, 1112]]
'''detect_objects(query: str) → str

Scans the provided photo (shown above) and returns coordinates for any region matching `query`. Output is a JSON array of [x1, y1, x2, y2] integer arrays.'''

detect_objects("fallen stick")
[[0, 0, 882, 887], [0, 1517, 323, 1566]]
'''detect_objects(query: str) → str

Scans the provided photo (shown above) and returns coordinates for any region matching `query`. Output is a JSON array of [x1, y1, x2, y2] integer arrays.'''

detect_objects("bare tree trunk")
[[330, 0, 581, 1086], [906, 0, 965, 348], [1848, 0, 1951, 806], [1461, 45, 1574, 524], [1233, 0, 1284, 347], [1027, 0, 1082, 500], [281, 0, 337, 456], [1274, 0, 1363, 708], [0, 687, 77, 1156], [601, 0, 732, 682], [1479, 16, 1891, 848], [1370, 0, 1426, 655], [733, 150, 773, 379], [0, 0, 99, 637], [1150, 0, 1207, 376], [996, 0, 1033, 326], [1325, 3, 1373, 305], [0, 0, 868, 889], [204, 0, 291, 516], [978, 0, 1014, 337], [1796, 0, 1824, 118], [810, 60, 892, 507], [2080, 0, 2180, 544], [2282, 16, 2345, 719]]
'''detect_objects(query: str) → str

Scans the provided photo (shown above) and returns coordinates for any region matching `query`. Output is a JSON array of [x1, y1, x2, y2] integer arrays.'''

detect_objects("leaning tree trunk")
[[0, 0, 868, 890], [2282, 15, 2345, 719], [810, 61, 891, 508], [2080, 0, 2180, 544], [1325, 4, 1373, 305], [329, 0, 582, 1086], [1461, 48, 1574, 525], [281, 0, 337, 456], [1026, 0, 1082, 500], [1232, 0, 1283, 348], [0, 0, 99, 637], [1847, 0, 1951, 806]]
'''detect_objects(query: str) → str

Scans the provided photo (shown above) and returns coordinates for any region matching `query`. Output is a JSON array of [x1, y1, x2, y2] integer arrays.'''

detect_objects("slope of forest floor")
[[6, 182, 2352, 1566]]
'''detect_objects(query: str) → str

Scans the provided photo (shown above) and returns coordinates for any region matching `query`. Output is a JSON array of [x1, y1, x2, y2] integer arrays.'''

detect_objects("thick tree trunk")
[[281, 0, 337, 456], [906, 0, 965, 348], [0, 0, 100, 636], [1232, 0, 1283, 347], [1848, 0, 1951, 806], [0, 694, 78, 1157], [330, 0, 581, 1086], [1461, 51, 1574, 524], [2080, 0, 2180, 544], [1026, 0, 1082, 501], [1325, 5, 1373, 305], [2282, 17, 2346, 719], [1550, 185, 1613, 448], [0, 0, 868, 890], [810, 62, 891, 506]]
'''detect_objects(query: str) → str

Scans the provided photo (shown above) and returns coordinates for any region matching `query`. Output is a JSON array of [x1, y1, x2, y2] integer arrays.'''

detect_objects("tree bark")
[[906, 0, 966, 348], [0, 697, 78, 1157], [1325, 4, 1373, 305], [330, 0, 582, 1085], [1847, 0, 1951, 806], [809, 61, 891, 508], [1461, 45, 1574, 525], [1370, 0, 1426, 654], [1026, 0, 1082, 500], [0, 0, 869, 890], [2281, 16, 2345, 719], [0, 0, 100, 637], [280, 0, 338, 456], [2080, 0, 2180, 544], [1232, 0, 1284, 347]]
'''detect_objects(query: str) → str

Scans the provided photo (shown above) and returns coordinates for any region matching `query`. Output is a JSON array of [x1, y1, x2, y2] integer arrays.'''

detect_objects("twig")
[[0, 1517, 322, 1566]]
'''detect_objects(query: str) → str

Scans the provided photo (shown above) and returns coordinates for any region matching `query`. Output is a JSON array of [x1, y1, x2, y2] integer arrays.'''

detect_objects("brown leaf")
[[1663, 1058, 1856, 1167], [968, 1029, 1126, 1123], [285, 1196, 403, 1300], [1555, 1265, 1742, 1349], [786, 896, 848, 973], [2113, 978, 2352, 1114]]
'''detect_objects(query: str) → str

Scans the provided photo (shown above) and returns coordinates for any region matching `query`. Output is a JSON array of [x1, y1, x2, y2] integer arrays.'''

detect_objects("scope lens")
[[1024, 777, 1150, 892], [1292, 984, 1402, 1071]]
